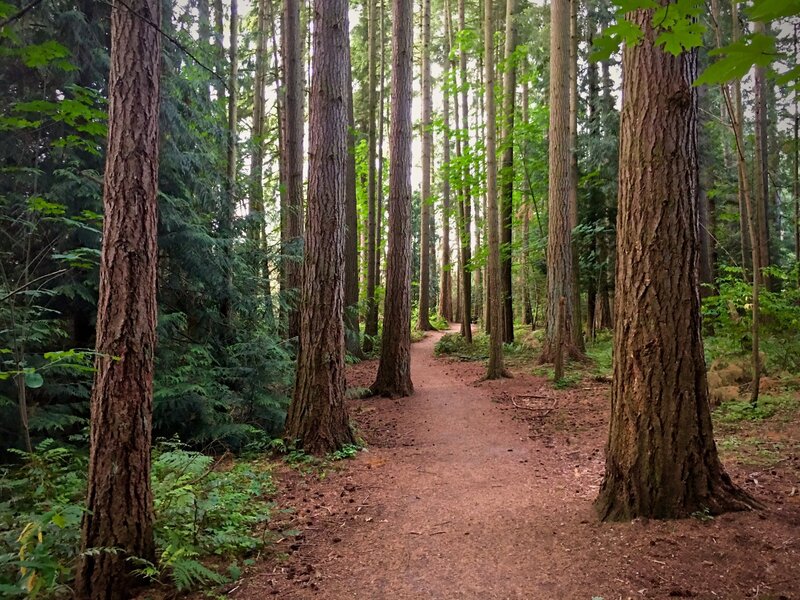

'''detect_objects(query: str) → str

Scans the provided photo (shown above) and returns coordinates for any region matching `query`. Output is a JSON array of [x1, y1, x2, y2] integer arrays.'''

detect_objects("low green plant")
[[714, 394, 796, 423], [327, 443, 361, 462], [0, 440, 278, 597]]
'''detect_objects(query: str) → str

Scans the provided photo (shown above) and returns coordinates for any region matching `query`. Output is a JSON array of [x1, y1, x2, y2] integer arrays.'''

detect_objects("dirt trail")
[[237, 327, 799, 600]]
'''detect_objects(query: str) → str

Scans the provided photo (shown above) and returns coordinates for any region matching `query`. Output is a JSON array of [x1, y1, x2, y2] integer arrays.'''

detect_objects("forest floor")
[[233, 326, 799, 600]]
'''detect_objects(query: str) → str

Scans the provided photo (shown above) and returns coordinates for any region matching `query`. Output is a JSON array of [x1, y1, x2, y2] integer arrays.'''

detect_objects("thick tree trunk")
[[541, 0, 582, 363], [364, 0, 380, 351], [76, 0, 161, 595], [595, 8, 755, 521], [485, 0, 506, 378], [284, 0, 355, 453], [372, 0, 414, 398], [282, 0, 305, 341], [500, 0, 517, 343], [417, 0, 434, 330]]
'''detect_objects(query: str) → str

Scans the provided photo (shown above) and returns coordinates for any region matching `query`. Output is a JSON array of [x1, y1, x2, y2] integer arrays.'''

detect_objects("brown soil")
[[235, 327, 800, 600]]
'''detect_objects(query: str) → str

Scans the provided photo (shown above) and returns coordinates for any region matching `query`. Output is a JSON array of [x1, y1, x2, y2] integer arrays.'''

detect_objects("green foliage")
[[695, 34, 776, 87], [0, 440, 278, 597], [714, 394, 796, 423], [592, 0, 799, 90], [435, 332, 489, 361], [703, 268, 800, 372]]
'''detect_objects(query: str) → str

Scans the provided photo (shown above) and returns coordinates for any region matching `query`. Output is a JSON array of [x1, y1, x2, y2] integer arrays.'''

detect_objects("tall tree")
[[439, 8, 454, 323], [220, 0, 238, 327], [457, 0, 473, 342], [485, 0, 505, 378], [284, 0, 355, 453], [75, 0, 161, 595], [541, 0, 582, 363], [568, 0, 584, 351], [344, 28, 361, 356], [795, 23, 800, 283], [753, 20, 771, 290], [595, 8, 755, 521], [372, 0, 415, 397], [282, 0, 305, 340], [417, 0, 434, 330], [500, 0, 517, 343], [364, 0, 380, 351]]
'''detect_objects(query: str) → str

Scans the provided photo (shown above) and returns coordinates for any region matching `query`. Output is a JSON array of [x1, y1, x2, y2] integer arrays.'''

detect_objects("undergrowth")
[[0, 440, 279, 598]]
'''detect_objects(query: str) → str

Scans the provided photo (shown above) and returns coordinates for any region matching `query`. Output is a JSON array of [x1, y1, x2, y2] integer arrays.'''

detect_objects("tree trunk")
[[595, 8, 755, 521], [284, 0, 355, 453], [220, 0, 238, 328], [76, 0, 161, 595], [282, 0, 305, 341], [541, 0, 582, 363], [500, 0, 517, 343], [795, 23, 800, 285], [485, 0, 505, 378], [372, 0, 415, 398], [753, 20, 771, 289], [568, 0, 583, 351], [364, 0, 380, 351], [250, 0, 275, 327], [344, 35, 361, 357], [731, 0, 751, 275], [416, 0, 434, 330], [439, 37, 454, 322], [457, 0, 473, 342]]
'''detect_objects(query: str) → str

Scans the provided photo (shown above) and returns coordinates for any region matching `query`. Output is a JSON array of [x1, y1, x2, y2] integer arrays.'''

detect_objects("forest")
[[1, 0, 799, 597]]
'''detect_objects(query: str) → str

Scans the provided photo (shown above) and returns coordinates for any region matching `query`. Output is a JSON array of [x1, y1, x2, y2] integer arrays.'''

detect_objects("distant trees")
[[75, 0, 162, 595], [372, 0, 414, 398], [595, 7, 755, 521], [283, 0, 355, 452]]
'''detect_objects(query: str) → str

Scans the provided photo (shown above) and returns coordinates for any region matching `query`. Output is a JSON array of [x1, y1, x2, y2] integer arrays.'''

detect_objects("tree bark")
[[417, 0, 434, 330], [76, 0, 160, 595], [795, 23, 800, 285], [541, 0, 582, 363], [595, 8, 755, 521], [220, 0, 238, 329], [568, 0, 583, 351], [372, 0, 414, 397], [753, 20, 771, 289], [500, 0, 517, 343], [438, 32, 454, 322], [284, 0, 355, 453], [344, 34, 361, 357], [731, 0, 751, 275], [485, 0, 505, 378], [282, 0, 305, 341], [457, 0, 473, 342], [364, 0, 380, 351]]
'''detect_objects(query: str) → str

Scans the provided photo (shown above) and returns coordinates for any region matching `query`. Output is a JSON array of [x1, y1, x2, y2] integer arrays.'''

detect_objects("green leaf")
[[695, 34, 776, 86], [19, 41, 72, 69], [24, 372, 43, 388], [748, 0, 800, 21]]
